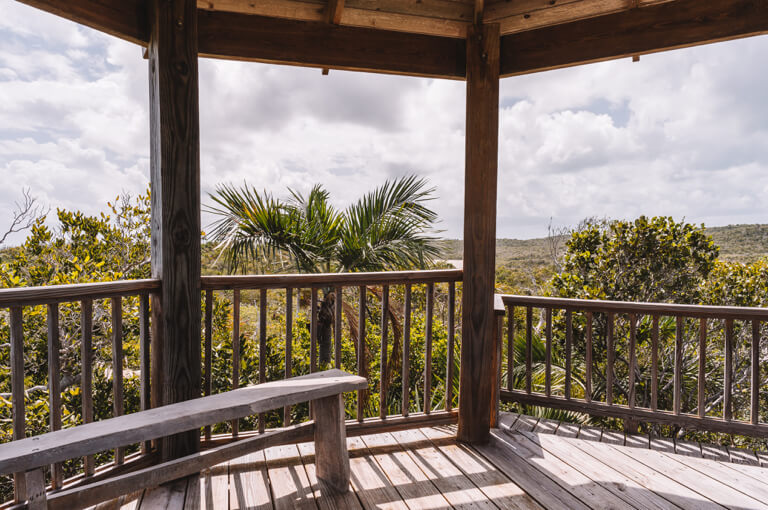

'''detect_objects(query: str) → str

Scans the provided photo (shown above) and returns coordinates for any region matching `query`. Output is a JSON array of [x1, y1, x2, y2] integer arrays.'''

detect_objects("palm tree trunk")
[[318, 289, 335, 365]]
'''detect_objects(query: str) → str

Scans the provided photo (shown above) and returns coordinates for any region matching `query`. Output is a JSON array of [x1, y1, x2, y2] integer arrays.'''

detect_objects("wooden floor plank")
[[650, 437, 676, 454], [600, 430, 625, 446], [264, 444, 317, 510], [497, 413, 520, 431], [576, 426, 601, 442], [197, 461, 230, 510], [532, 419, 559, 435], [528, 430, 710, 510], [138, 479, 187, 510], [613, 442, 768, 510], [359, 432, 452, 510], [477, 431, 592, 510], [700, 443, 730, 462], [510, 415, 539, 433], [674, 440, 702, 458], [756, 451, 768, 468], [624, 433, 650, 449], [420, 426, 543, 510], [346, 435, 410, 510], [495, 430, 634, 510], [726, 446, 760, 466], [296, 441, 363, 510], [229, 451, 273, 510], [715, 459, 768, 491], [185, 475, 201, 510], [391, 428, 498, 509], [553, 423, 580, 438]]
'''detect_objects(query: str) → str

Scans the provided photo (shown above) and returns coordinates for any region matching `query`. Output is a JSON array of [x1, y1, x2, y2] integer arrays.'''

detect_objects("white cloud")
[[1, 0, 768, 247]]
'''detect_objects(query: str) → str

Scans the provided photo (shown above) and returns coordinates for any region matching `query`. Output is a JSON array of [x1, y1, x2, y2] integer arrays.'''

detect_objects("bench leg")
[[26, 468, 47, 510], [312, 394, 350, 493]]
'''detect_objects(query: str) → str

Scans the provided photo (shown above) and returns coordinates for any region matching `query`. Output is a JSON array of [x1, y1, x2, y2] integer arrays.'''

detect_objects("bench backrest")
[[0, 369, 366, 475]]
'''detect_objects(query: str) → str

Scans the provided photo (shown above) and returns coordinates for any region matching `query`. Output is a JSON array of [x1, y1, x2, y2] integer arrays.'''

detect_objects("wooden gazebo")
[[3, 0, 768, 508]]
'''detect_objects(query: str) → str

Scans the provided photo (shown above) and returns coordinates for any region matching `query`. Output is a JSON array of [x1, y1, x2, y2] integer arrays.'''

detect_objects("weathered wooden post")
[[148, 0, 202, 460], [457, 21, 501, 444]]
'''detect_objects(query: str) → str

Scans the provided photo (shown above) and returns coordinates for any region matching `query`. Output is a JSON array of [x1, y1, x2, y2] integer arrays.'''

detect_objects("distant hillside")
[[442, 224, 768, 264]]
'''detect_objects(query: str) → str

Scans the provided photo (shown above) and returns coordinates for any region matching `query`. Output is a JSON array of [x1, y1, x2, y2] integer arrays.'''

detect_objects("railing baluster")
[[81, 298, 94, 476], [259, 288, 267, 433], [10, 306, 26, 502], [674, 316, 683, 416], [310, 288, 318, 374], [446, 282, 455, 411], [111, 296, 125, 465], [139, 294, 151, 453], [565, 309, 572, 400], [606, 312, 614, 406], [284, 287, 293, 426], [403, 284, 412, 416], [525, 306, 532, 394], [724, 318, 733, 421], [424, 282, 434, 414], [335, 285, 343, 370], [545, 308, 552, 397], [628, 313, 637, 410], [204, 290, 212, 441], [358, 285, 366, 422], [651, 314, 659, 412], [47, 304, 63, 488], [752, 320, 760, 425], [585, 311, 593, 403], [380, 285, 389, 419], [507, 305, 514, 392], [232, 289, 241, 437], [698, 318, 706, 419]]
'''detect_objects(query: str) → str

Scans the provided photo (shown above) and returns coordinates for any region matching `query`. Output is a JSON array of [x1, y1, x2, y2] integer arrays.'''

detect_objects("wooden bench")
[[0, 369, 367, 510]]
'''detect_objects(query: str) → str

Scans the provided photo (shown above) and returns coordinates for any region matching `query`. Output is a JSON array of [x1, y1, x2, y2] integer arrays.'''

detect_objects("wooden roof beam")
[[16, 0, 148, 45], [198, 10, 467, 79], [500, 0, 768, 76], [322, 0, 345, 75]]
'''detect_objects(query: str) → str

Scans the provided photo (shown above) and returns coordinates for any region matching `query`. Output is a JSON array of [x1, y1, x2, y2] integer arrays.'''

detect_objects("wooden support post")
[[148, 0, 202, 460], [25, 468, 47, 510], [312, 394, 351, 493], [457, 22, 500, 445]]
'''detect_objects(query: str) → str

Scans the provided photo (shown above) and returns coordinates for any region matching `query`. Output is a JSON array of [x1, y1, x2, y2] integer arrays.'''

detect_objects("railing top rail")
[[500, 294, 768, 320], [0, 279, 161, 308], [201, 269, 463, 290]]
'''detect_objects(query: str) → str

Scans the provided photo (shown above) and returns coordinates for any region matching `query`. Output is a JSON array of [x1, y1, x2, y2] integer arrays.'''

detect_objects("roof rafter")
[[500, 0, 768, 76]]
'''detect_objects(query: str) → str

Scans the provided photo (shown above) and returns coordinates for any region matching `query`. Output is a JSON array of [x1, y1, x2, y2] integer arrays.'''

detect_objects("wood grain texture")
[[501, 390, 768, 438], [202, 269, 461, 290], [139, 294, 152, 454], [500, 0, 768, 76], [457, 22, 500, 445], [148, 0, 202, 460], [501, 292, 768, 320], [47, 304, 64, 489], [313, 395, 350, 493], [10, 307, 26, 502], [0, 279, 159, 307], [380, 285, 389, 419], [198, 10, 467, 79], [424, 282, 434, 414], [402, 284, 411, 416], [82, 298, 95, 476], [0, 370, 365, 475], [112, 297, 126, 465], [15, 0, 147, 45]]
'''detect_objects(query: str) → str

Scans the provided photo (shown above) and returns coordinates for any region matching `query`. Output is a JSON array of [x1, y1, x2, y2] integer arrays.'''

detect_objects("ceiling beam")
[[327, 0, 345, 24], [16, 0, 148, 44], [197, 10, 467, 79], [500, 0, 768, 76]]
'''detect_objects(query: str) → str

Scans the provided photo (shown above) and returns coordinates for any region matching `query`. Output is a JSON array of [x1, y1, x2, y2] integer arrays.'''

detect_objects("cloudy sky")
[[2, 1, 768, 245]]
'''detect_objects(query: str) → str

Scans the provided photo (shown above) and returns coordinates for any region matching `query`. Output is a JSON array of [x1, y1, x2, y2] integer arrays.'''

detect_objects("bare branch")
[[0, 187, 47, 245]]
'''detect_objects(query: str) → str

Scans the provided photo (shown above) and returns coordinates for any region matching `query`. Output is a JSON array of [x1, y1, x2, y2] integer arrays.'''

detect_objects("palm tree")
[[207, 175, 441, 367]]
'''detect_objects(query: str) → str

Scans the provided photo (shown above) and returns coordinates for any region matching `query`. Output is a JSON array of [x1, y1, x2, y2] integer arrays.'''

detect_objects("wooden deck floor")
[[96, 413, 768, 510]]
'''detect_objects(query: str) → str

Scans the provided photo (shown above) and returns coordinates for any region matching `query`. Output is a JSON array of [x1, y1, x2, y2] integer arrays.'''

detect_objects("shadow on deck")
[[101, 413, 768, 510]]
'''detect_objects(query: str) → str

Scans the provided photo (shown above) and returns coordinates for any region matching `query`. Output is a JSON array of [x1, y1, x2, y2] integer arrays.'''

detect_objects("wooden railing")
[[499, 295, 768, 438], [200, 269, 462, 441], [0, 279, 159, 503]]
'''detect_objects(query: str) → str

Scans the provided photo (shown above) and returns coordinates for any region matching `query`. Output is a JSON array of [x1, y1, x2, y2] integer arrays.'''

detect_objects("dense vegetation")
[[1, 186, 768, 499]]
